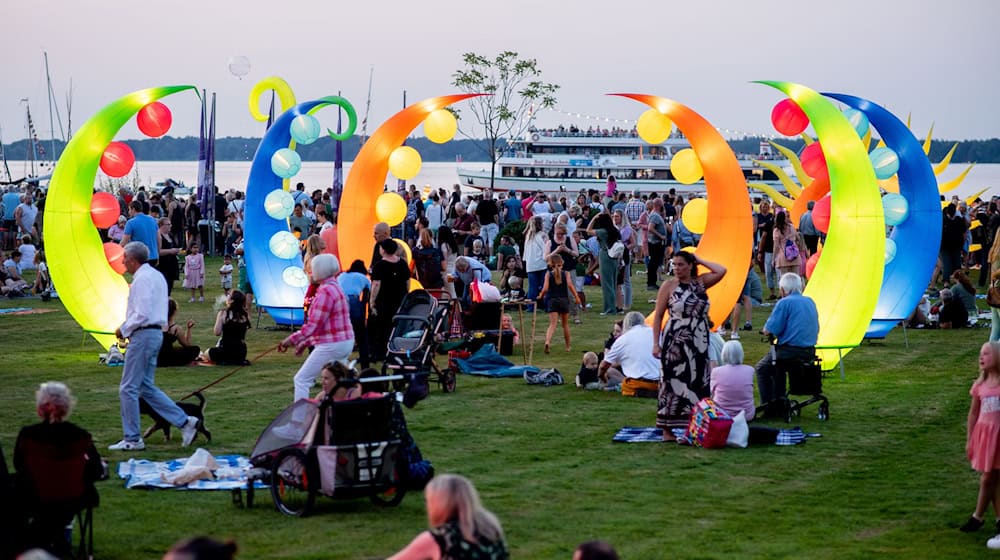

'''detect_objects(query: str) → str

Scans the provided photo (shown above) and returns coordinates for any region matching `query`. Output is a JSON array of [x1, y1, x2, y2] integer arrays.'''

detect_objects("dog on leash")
[[139, 391, 212, 442]]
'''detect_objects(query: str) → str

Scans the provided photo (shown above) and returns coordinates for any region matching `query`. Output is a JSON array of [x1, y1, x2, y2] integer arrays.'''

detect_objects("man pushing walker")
[[108, 242, 198, 451]]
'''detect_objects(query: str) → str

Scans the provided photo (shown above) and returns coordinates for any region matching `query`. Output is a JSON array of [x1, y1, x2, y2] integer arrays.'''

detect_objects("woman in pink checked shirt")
[[278, 253, 355, 401]]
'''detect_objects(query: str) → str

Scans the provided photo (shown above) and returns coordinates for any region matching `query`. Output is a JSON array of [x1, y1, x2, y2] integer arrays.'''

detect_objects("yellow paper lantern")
[[680, 246, 697, 254], [636, 109, 672, 144], [681, 198, 708, 235], [424, 109, 458, 144], [375, 192, 407, 226], [409, 278, 424, 292], [671, 148, 704, 185], [388, 146, 422, 180], [392, 237, 412, 265], [970, 243, 983, 252]]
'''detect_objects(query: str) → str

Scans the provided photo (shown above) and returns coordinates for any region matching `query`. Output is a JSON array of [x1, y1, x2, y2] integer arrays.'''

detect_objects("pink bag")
[[682, 398, 733, 449]]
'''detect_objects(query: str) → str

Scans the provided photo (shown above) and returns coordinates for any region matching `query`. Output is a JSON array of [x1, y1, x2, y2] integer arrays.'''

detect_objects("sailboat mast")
[[44, 52, 66, 164], [0, 124, 11, 181], [361, 66, 374, 144]]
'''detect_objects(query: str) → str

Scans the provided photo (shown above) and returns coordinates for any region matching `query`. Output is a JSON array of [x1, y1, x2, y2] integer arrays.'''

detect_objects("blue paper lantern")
[[870, 147, 899, 180], [271, 148, 302, 179], [885, 238, 897, 264], [269, 231, 300, 259], [843, 108, 870, 138], [263, 189, 295, 220], [282, 266, 309, 288], [882, 193, 909, 227], [289, 114, 321, 145]]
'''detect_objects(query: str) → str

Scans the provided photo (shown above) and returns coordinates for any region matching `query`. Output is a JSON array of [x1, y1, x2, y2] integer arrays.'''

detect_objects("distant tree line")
[[4, 135, 999, 163]]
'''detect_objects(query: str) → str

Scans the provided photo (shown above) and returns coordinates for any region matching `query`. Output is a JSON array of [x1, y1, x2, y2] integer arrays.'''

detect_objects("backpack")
[[783, 238, 800, 261]]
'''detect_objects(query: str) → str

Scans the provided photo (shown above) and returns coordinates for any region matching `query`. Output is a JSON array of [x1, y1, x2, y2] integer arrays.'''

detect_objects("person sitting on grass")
[[577, 351, 601, 390], [710, 339, 756, 421], [599, 311, 661, 397], [158, 299, 201, 367], [388, 473, 508, 560], [951, 269, 980, 319], [31, 250, 50, 296], [574, 540, 620, 560], [937, 288, 969, 329], [314, 361, 361, 402], [205, 290, 251, 365], [163, 536, 238, 560]]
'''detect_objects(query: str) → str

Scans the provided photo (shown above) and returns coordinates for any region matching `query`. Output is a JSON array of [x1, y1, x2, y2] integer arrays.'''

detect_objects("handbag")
[[608, 240, 625, 259], [988, 280, 1000, 308]]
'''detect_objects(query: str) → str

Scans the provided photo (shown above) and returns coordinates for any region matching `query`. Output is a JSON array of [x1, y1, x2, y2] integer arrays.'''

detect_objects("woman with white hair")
[[279, 253, 355, 401], [710, 340, 756, 421], [389, 473, 508, 560], [14, 382, 105, 537]]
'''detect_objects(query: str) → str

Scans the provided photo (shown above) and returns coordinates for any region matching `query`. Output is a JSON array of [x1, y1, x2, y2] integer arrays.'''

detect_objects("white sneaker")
[[188, 297, 195, 303], [730, 332, 741, 340], [108, 438, 145, 451], [988, 534, 1000, 549], [181, 416, 199, 447], [198, 296, 205, 302]]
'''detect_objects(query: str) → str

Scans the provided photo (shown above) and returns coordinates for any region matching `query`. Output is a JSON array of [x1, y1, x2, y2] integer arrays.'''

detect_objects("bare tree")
[[452, 51, 559, 188]]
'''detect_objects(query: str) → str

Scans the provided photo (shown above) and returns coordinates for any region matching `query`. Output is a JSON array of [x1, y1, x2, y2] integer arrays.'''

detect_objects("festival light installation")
[[611, 93, 753, 331], [45, 85, 195, 348]]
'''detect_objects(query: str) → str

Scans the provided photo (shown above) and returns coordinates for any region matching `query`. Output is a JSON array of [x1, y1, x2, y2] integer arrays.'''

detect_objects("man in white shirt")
[[14, 194, 38, 242], [599, 311, 662, 397], [109, 242, 198, 451]]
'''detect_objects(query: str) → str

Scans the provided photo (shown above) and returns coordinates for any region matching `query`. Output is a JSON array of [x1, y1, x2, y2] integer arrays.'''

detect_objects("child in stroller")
[[382, 289, 458, 398]]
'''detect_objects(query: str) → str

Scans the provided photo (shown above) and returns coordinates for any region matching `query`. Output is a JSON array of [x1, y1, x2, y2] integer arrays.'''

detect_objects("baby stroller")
[[382, 289, 458, 395], [242, 394, 407, 516]]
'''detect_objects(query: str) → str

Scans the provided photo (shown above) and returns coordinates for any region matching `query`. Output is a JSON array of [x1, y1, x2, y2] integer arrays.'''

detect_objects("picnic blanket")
[[612, 426, 820, 446], [453, 343, 539, 378], [0, 307, 57, 316], [117, 452, 265, 490]]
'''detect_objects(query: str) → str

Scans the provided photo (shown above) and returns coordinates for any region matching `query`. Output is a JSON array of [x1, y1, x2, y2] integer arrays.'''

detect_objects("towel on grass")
[[117, 452, 265, 490], [453, 343, 538, 378], [612, 426, 819, 446]]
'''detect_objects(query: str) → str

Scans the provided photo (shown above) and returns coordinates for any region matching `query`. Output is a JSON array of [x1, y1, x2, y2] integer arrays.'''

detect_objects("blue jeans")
[[480, 223, 499, 253], [527, 269, 546, 302], [991, 308, 1000, 342], [120, 329, 187, 441], [621, 262, 632, 308], [764, 252, 776, 290]]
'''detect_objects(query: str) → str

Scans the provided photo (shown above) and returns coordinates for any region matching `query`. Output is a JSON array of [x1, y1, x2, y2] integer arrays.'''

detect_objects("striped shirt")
[[286, 277, 353, 352]]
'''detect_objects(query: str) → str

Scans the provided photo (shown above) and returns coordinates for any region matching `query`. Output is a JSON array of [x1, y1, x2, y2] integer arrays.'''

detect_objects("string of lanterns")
[[536, 106, 801, 140]]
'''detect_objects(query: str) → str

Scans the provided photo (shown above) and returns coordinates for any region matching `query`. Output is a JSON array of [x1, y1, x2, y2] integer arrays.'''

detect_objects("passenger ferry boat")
[[457, 126, 788, 195]]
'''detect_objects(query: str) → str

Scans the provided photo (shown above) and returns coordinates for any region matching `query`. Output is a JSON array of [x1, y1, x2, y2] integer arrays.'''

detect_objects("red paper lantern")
[[320, 225, 339, 258], [800, 142, 828, 181], [100, 142, 135, 178], [813, 194, 832, 234], [770, 99, 808, 136], [137, 102, 172, 138], [805, 251, 821, 280], [90, 192, 120, 229], [104, 242, 126, 274]]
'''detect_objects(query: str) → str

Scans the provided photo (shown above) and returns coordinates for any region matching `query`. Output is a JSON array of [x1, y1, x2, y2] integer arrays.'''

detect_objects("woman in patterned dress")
[[651, 250, 727, 441]]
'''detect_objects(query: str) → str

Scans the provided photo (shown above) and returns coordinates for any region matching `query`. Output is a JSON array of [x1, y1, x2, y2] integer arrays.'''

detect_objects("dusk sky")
[[3, 0, 997, 144]]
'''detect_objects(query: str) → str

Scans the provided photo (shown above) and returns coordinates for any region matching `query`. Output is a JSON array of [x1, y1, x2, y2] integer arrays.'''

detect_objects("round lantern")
[[388, 146, 422, 180], [100, 142, 135, 178], [870, 147, 900, 180], [104, 242, 126, 274], [264, 189, 296, 220], [882, 193, 909, 227], [671, 149, 704, 185], [90, 192, 120, 228], [424, 109, 458, 143], [842, 108, 870, 138], [375, 192, 407, 226], [681, 198, 708, 234], [805, 252, 821, 279], [813, 194, 832, 234], [289, 114, 321, 145], [269, 231, 300, 259], [770, 99, 809, 136], [636, 109, 672, 145], [885, 238, 897, 264], [800, 142, 827, 181], [271, 148, 302, 179], [137, 102, 172, 138], [282, 266, 309, 288]]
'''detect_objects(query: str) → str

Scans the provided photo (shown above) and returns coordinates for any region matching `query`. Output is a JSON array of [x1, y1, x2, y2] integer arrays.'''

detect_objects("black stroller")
[[240, 394, 407, 516], [382, 289, 458, 394]]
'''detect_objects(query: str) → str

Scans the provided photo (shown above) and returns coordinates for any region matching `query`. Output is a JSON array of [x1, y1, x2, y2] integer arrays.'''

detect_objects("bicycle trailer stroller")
[[382, 289, 458, 394], [243, 394, 407, 516]]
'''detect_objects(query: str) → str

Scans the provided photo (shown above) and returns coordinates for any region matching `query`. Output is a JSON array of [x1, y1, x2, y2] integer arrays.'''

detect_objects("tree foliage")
[[452, 51, 559, 186]]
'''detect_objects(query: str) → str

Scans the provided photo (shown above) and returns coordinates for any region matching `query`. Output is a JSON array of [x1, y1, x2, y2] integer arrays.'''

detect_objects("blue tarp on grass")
[[453, 343, 539, 378]]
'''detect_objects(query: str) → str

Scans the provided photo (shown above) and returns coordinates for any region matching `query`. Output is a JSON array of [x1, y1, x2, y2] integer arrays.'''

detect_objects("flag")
[[330, 103, 344, 214], [197, 89, 210, 216]]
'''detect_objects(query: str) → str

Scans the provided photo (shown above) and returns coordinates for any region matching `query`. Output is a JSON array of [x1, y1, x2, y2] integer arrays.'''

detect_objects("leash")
[[179, 344, 280, 401]]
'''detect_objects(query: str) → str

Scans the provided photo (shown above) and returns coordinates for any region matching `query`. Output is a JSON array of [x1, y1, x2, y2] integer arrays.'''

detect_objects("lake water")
[[7, 160, 1000, 201]]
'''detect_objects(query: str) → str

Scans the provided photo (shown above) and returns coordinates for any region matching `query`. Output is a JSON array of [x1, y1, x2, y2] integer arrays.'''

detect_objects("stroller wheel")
[[370, 463, 408, 507], [441, 369, 457, 393], [818, 401, 830, 421], [271, 449, 315, 517]]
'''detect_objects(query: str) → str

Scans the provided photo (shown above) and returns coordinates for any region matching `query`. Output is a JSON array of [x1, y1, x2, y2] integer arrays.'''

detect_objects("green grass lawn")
[[0, 258, 992, 559]]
